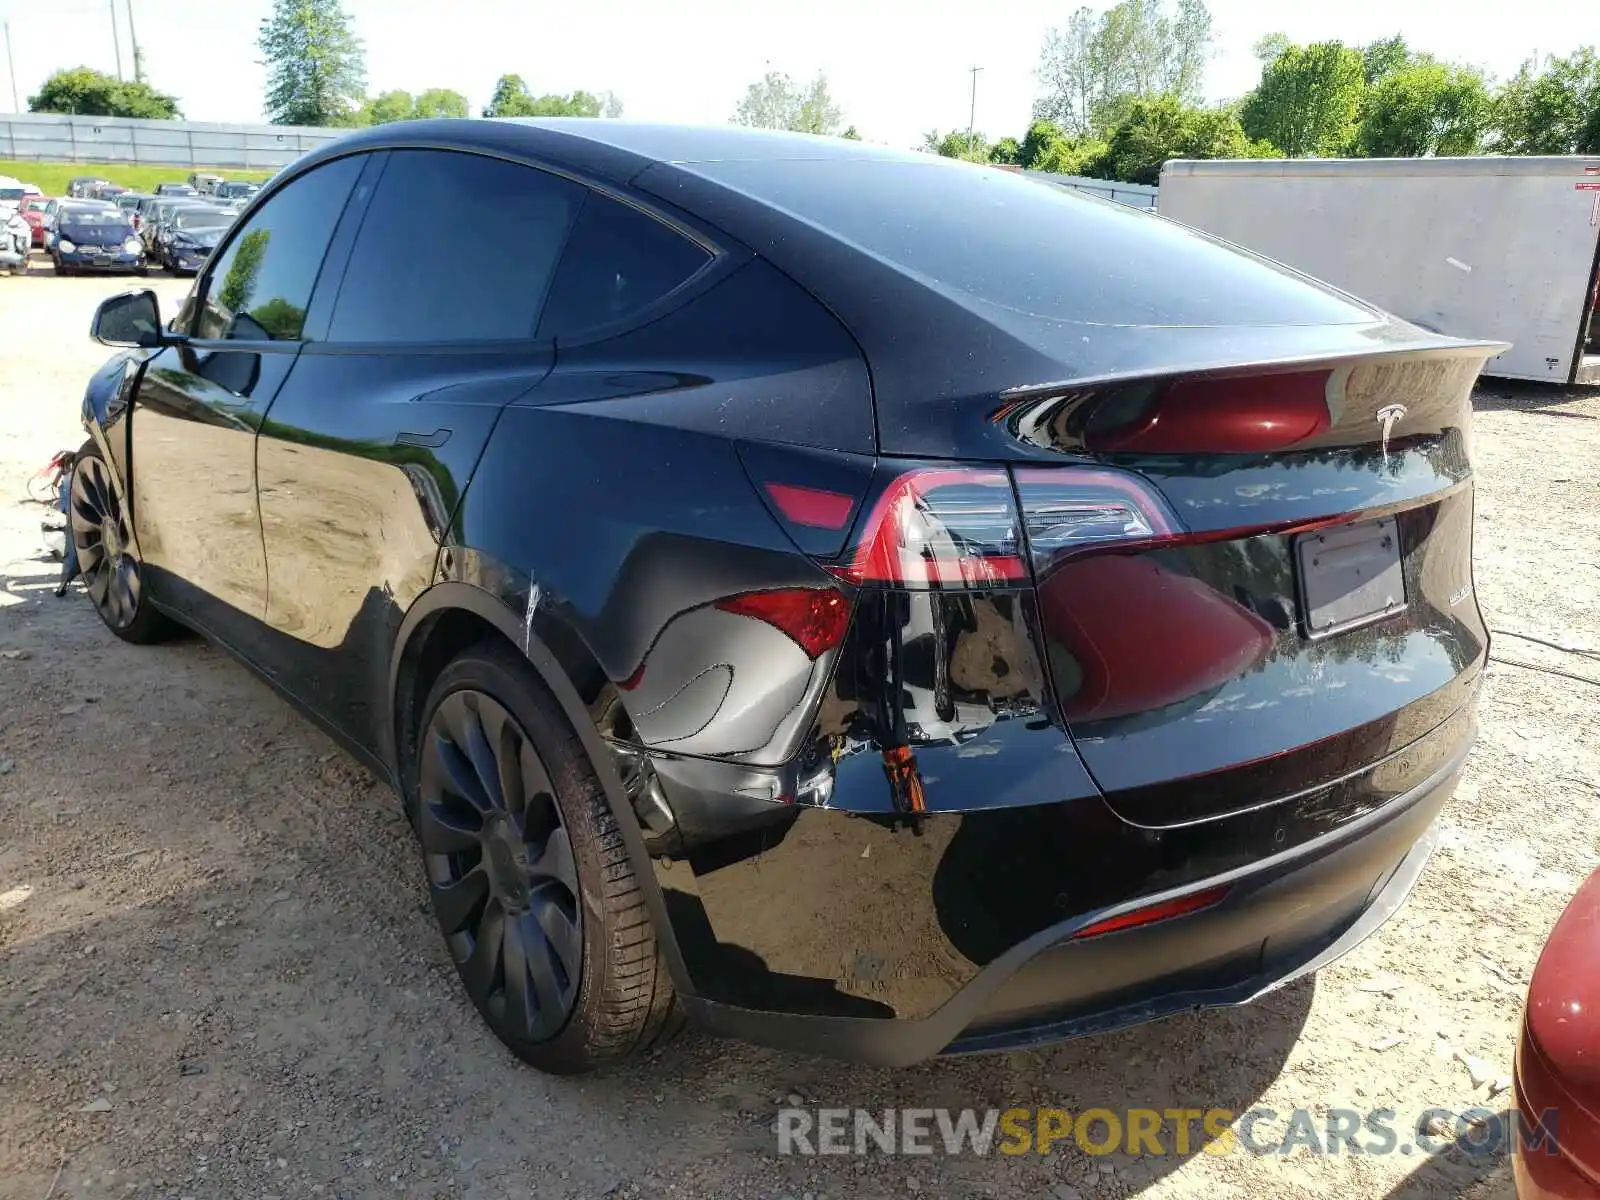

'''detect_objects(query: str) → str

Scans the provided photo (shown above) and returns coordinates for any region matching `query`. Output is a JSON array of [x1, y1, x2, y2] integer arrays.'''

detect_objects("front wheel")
[[69, 441, 176, 644], [415, 643, 681, 1073]]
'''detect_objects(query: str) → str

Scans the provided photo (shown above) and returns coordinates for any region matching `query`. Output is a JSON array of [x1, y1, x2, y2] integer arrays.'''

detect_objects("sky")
[[0, 0, 1583, 147]]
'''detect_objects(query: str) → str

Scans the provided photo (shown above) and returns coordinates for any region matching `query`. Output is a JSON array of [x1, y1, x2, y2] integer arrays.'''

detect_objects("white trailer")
[[1158, 156, 1600, 384]]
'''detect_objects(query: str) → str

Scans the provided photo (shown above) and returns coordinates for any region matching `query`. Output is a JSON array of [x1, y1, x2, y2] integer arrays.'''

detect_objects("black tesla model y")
[[74, 120, 1500, 1073]]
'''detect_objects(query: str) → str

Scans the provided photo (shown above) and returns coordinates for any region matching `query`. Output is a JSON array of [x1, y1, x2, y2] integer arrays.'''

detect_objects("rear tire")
[[414, 642, 680, 1073]]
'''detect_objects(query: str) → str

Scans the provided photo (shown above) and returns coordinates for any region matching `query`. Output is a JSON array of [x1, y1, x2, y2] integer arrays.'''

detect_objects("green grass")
[[0, 159, 274, 197]]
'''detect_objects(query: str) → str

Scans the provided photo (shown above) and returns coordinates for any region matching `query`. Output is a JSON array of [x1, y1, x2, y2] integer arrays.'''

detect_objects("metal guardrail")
[[1023, 171, 1159, 210], [0, 113, 345, 169]]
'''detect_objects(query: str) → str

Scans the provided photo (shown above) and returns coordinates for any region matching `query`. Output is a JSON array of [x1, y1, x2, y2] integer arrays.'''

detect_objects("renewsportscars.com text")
[[775, 1106, 1558, 1159]]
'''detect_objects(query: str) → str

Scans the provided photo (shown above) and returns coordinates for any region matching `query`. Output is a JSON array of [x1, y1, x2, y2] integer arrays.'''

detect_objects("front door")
[[254, 148, 582, 755], [129, 154, 365, 642]]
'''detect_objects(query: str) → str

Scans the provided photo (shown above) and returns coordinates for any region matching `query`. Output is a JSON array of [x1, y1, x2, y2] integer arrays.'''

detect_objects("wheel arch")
[[387, 576, 697, 998]]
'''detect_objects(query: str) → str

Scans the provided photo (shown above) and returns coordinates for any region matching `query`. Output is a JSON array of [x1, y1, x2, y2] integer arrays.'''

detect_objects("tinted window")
[[691, 158, 1374, 328], [327, 150, 581, 344], [196, 156, 362, 343], [537, 194, 711, 339]]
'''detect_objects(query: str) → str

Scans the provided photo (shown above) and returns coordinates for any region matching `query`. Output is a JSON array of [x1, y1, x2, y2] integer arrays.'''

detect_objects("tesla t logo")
[[1377, 404, 1407, 466]]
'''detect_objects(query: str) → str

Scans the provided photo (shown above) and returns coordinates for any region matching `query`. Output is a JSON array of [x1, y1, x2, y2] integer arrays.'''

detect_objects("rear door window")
[[326, 149, 583, 344], [536, 194, 712, 340]]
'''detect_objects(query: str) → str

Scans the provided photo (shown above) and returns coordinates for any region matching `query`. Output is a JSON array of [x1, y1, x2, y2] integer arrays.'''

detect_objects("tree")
[[1020, 117, 1068, 167], [1095, 94, 1261, 184], [1034, 0, 1213, 137], [217, 229, 270, 318], [357, 89, 416, 125], [483, 74, 538, 117], [922, 129, 991, 161], [1240, 41, 1365, 156], [483, 76, 604, 118], [1252, 32, 1290, 65], [413, 88, 469, 119], [28, 67, 180, 119], [1361, 35, 1411, 86], [1357, 60, 1492, 157], [990, 136, 1021, 164], [1034, 134, 1110, 175], [731, 71, 846, 135], [1490, 49, 1600, 155], [258, 0, 366, 126], [840, 124, 862, 140]]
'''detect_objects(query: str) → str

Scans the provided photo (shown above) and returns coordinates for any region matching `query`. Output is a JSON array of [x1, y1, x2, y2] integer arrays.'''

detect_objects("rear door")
[[128, 154, 364, 643], [253, 148, 585, 753]]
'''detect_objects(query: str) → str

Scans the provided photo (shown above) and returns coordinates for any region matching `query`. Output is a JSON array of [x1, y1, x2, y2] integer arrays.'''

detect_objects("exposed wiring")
[[1489, 655, 1600, 689], [1490, 628, 1600, 660]]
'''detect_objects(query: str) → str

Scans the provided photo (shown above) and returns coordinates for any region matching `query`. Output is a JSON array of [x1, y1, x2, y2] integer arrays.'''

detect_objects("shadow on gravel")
[[1380, 1119, 1517, 1200], [1473, 380, 1597, 417], [589, 976, 1315, 1195]]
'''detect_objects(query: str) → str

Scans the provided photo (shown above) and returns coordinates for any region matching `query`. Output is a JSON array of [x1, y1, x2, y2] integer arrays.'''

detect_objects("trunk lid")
[[1011, 347, 1494, 825]]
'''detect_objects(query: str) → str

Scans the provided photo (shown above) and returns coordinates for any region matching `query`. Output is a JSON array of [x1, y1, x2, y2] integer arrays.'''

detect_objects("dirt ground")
[[1, 253, 1596, 1200]]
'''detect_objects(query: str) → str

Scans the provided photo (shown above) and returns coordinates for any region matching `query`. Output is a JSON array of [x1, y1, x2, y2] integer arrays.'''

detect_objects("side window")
[[537, 193, 712, 340], [327, 150, 583, 344], [195, 155, 363, 343]]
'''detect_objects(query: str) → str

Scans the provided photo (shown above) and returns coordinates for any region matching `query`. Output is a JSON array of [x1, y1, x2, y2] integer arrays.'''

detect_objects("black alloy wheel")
[[419, 688, 584, 1044], [69, 443, 172, 643], [413, 645, 682, 1072]]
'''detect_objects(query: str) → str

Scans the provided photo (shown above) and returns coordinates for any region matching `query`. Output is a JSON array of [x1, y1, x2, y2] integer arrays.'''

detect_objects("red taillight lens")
[[1013, 466, 1181, 574], [1069, 885, 1229, 940], [713, 588, 852, 658], [830, 468, 1026, 588]]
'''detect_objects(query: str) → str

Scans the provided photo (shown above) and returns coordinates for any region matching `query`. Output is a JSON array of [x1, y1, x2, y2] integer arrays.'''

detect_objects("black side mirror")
[[91, 289, 170, 349]]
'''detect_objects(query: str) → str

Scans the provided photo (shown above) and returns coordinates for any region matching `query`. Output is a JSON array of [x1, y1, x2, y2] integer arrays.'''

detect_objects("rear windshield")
[[689, 159, 1374, 329], [174, 209, 231, 230]]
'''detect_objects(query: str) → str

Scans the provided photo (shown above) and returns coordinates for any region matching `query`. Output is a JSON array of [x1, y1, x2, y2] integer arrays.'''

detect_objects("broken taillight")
[[827, 468, 1026, 588], [827, 463, 1181, 588]]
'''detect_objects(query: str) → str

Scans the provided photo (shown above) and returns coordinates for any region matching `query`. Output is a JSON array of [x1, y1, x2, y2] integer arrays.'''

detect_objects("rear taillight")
[[828, 468, 1026, 588], [828, 464, 1181, 588], [1013, 467, 1179, 575], [714, 588, 852, 658]]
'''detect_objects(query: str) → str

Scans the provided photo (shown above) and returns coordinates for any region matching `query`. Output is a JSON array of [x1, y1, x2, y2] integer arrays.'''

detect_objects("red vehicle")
[[1515, 866, 1600, 1198], [21, 197, 50, 248]]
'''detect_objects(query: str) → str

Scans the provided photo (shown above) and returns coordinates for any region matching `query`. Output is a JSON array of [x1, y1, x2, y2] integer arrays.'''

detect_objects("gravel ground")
[[1, 253, 1596, 1200]]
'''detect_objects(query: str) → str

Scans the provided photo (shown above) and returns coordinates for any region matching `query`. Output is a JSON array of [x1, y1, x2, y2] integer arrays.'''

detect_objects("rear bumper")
[[675, 727, 1469, 1066]]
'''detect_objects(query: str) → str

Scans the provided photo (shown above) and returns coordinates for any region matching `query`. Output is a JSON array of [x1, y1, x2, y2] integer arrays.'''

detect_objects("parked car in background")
[[91, 183, 129, 201], [116, 193, 152, 232], [50, 202, 144, 275], [68, 176, 110, 199], [41, 197, 115, 251], [216, 180, 260, 201], [188, 172, 225, 195], [21, 197, 51, 247], [74, 120, 1502, 1074], [162, 204, 235, 275], [154, 182, 198, 197], [149, 201, 227, 269], [0, 182, 28, 271], [140, 198, 203, 260], [1514, 866, 1600, 1198]]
